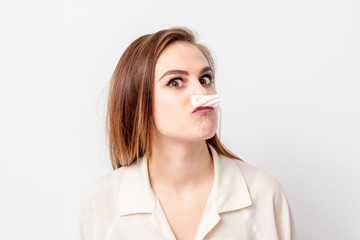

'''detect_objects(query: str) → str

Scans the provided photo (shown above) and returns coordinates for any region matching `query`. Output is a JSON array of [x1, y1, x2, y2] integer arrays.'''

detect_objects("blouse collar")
[[117, 144, 252, 215], [116, 144, 252, 239]]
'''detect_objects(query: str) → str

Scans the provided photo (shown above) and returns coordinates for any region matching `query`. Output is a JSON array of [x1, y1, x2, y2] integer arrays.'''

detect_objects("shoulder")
[[81, 166, 128, 205], [227, 158, 297, 239], [78, 165, 136, 239], [230, 158, 286, 199], [78, 166, 129, 228]]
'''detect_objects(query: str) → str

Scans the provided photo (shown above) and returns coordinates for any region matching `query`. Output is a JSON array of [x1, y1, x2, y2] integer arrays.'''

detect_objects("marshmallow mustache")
[[191, 94, 221, 108]]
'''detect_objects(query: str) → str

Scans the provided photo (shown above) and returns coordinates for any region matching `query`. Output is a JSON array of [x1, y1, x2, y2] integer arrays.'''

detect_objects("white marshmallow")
[[191, 94, 221, 108]]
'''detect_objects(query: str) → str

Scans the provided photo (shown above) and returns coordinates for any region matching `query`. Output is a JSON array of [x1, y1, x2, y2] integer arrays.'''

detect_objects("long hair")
[[106, 27, 241, 169]]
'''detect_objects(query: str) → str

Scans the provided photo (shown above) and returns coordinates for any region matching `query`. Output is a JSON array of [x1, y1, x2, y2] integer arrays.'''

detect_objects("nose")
[[189, 79, 209, 96]]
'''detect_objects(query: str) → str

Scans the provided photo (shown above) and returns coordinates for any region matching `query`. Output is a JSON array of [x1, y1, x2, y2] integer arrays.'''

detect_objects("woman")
[[78, 27, 296, 240]]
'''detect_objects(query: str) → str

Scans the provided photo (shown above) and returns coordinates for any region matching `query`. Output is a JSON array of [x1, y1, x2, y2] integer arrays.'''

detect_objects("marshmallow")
[[191, 94, 220, 108]]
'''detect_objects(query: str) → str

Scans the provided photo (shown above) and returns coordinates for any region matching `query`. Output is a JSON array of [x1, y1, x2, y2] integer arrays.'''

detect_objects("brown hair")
[[106, 27, 242, 169]]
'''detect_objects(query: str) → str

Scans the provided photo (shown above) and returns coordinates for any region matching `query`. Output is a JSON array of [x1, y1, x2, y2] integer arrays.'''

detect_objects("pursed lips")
[[192, 106, 214, 114]]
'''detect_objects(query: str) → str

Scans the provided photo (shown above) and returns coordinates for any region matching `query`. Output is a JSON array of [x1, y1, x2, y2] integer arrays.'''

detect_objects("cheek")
[[155, 92, 179, 114], [153, 91, 187, 127]]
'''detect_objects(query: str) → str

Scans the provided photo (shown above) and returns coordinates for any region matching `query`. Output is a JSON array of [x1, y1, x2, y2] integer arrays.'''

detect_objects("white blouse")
[[78, 145, 296, 240]]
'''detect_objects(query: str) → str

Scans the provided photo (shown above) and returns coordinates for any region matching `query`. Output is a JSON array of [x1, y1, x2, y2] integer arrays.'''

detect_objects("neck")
[[148, 138, 214, 193]]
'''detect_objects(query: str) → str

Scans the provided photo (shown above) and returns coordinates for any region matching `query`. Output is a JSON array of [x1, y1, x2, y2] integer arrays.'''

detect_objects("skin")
[[149, 41, 218, 240]]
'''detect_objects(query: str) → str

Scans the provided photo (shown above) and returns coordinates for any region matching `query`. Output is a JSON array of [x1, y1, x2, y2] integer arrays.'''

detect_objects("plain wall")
[[1, 0, 359, 239]]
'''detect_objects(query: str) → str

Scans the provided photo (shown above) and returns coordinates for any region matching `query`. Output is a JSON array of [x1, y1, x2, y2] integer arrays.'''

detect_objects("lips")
[[192, 106, 214, 114]]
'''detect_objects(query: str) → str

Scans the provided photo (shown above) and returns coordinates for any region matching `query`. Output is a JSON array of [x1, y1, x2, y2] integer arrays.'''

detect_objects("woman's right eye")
[[166, 78, 183, 88]]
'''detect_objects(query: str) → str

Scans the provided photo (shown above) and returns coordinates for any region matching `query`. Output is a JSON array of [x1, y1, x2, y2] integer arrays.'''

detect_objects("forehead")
[[155, 42, 209, 78]]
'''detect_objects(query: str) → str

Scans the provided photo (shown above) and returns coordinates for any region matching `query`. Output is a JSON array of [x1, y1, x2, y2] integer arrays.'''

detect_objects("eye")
[[199, 74, 213, 85], [166, 78, 183, 88]]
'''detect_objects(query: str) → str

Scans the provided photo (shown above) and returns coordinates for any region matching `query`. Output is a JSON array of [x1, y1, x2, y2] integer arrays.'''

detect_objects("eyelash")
[[166, 74, 214, 88]]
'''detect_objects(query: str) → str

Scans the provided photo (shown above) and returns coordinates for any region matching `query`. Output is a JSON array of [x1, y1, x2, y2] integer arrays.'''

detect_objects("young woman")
[[78, 27, 296, 240]]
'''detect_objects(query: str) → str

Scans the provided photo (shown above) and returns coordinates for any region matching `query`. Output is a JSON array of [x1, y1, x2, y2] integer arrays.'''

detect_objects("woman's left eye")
[[200, 74, 213, 85]]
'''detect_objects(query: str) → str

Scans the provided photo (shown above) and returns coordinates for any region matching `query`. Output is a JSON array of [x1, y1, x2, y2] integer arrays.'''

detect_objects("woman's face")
[[152, 41, 218, 142]]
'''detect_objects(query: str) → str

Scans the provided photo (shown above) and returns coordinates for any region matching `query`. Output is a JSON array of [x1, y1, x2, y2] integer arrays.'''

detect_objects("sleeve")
[[77, 193, 93, 240], [248, 170, 297, 240], [272, 182, 297, 240]]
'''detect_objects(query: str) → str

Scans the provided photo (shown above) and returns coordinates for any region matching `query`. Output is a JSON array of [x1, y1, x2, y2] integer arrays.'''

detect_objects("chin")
[[193, 128, 217, 141], [206, 130, 217, 139]]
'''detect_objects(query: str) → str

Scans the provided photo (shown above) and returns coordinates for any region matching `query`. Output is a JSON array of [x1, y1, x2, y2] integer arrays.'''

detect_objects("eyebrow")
[[158, 66, 213, 82]]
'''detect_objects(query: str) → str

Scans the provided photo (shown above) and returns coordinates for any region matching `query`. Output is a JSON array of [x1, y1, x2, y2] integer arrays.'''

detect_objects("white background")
[[1, 0, 359, 239]]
